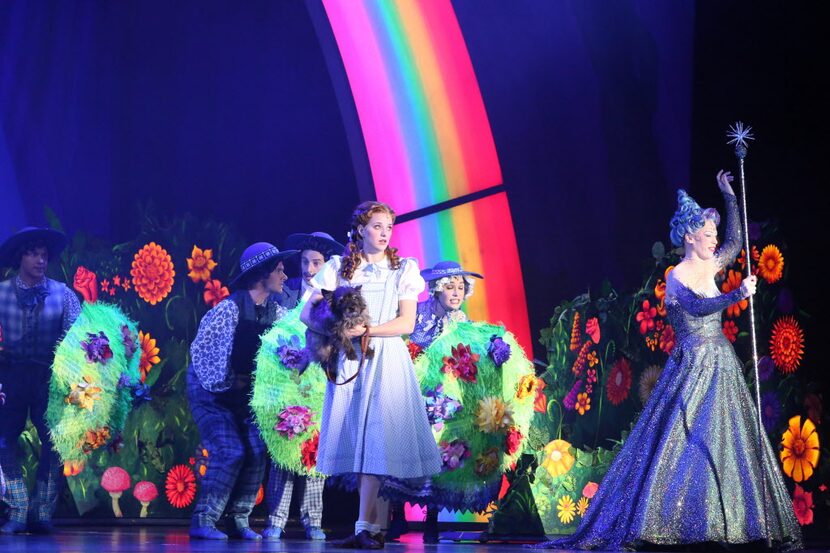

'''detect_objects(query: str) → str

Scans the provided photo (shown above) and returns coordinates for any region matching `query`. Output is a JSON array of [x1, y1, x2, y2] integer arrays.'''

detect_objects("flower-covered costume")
[[0, 276, 79, 527], [535, 193, 802, 550], [187, 290, 286, 532], [310, 255, 441, 481]]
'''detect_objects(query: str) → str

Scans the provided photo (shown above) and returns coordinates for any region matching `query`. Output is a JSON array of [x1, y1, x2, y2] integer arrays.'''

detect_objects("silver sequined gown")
[[536, 194, 803, 550]]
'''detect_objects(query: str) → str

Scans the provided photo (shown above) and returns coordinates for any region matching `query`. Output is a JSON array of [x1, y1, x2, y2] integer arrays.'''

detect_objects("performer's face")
[[436, 276, 466, 312], [359, 213, 393, 254], [19, 246, 49, 281], [266, 261, 288, 293], [300, 249, 326, 285], [686, 220, 718, 260]]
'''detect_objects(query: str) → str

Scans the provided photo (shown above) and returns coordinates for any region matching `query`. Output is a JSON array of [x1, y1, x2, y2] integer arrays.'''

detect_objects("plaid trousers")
[[187, 371, 267, 529], [266, 464, 325, 529], [0, 362, 63, 523]]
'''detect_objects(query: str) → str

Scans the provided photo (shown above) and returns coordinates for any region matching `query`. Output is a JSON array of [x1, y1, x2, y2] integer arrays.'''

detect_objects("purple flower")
[[117, 373, 131, 389], [121, 325, 137, 359], [761, 391, 781, 432], [487, 335, 512, 367], [132, 383, 152, 404], [275, 405, 314, 439], [276, 335, 310, 371], [424, 385, 462, 430], [563, 379, 583, 411], [776, 288, 795, 314], [439, 439, 471, 470], [81, 331, 113, 364], [757, 356, 774, 382]]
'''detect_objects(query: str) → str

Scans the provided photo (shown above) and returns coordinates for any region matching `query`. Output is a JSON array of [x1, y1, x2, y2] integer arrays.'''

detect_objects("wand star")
[[726, 121, 755, 149]]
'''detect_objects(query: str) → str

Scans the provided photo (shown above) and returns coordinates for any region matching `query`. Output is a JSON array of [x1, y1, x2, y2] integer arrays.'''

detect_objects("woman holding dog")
[[301, 201, 441, 549]]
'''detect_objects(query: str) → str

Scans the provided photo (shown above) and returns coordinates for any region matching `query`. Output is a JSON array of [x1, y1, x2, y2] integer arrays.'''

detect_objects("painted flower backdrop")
[[22, 208, 250, 518], [490, 220, 826, 536]]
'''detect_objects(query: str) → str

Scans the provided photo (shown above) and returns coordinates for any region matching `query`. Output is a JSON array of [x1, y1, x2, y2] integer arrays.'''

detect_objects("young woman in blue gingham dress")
[[302, 202, 441, 548]]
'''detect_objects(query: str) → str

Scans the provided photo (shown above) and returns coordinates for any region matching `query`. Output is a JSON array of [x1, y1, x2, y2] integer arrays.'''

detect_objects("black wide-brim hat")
[[0, 227, 67, 268], [284, 232, 345, 259], [229, 242, 299, 287], [420, 260, 484, 282]]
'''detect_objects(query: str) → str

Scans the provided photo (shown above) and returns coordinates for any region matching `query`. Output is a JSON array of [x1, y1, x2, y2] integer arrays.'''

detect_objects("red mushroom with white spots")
[[101, 466, 131, 517], [132, 481, 159, 518]]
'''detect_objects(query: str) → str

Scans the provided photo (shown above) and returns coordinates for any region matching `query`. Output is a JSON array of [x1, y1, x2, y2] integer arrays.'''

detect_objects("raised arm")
[[715, 170, 742, 270]]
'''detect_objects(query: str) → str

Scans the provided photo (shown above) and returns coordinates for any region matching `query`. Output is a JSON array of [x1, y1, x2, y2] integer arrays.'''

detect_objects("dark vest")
[[223, 290, 282, 410]]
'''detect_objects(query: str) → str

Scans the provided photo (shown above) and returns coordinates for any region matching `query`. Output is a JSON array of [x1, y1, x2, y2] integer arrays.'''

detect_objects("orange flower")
[[757, 244, 784, 284], [165, 464, 197, 508], [780, 416, 819, 482], [654, 280, 667, 316], [575, 392, 591, 415], [721, 270, 748, 318], [187, 245, 218, 283], [131, 242, 175, 305], [534, 379, 548, 413], [569, 312, 582, 351], [203, 279, 230, 307], [658, 324, 675, 354], [737, 247, 760, 270], [769, 316, 804, 374], [516, 374, 541, 401], [255, 484, 264, 506], [138, 331, 160, 383]]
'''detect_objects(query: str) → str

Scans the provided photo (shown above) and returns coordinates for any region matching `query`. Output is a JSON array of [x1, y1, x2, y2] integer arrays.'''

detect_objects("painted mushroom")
[[132, 481, 159, 518], [101, 466, 131, 517]]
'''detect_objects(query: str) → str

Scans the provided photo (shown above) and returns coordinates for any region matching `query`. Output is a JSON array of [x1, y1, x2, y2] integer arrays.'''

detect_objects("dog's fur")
[[305, 285, 374, 381]]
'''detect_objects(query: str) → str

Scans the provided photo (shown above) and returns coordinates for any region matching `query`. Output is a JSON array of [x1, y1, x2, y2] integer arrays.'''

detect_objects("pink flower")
[[635, 300, 657, 335], [792, 484, 814, 526], [582, 481, 598, 499], [585, 317, 600, 344]]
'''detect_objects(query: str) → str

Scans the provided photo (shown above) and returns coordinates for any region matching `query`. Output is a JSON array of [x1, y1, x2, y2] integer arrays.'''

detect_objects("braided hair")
[[339, 201, 401, 281]]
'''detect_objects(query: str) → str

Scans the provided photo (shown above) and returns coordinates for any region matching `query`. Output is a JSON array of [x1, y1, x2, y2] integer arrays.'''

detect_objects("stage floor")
[[0, 527, 828, 553]]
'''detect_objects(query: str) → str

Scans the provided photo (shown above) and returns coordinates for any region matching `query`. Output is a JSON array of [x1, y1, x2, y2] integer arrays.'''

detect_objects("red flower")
[[442, 344, 480, 383], [569, 312, 582, 351], [408, 342, 423, 361], [635, 300, 657, 335], [165, 464, 196, 508], [255, 485, 264, 506], [203, 279, 230, 308], [73, 266, 98, 303], [534, 379, 548, 413], [606, 357, 632, 406], [301, 431, 320, 471], [792, 484, 814, 526], [658, 324, 675, 353], [770, 316, 805, 374], [100, 278, 110, 291], [722, 320, 738, 343], [585, 317, 600, 344], [505, 427, 523, 455]]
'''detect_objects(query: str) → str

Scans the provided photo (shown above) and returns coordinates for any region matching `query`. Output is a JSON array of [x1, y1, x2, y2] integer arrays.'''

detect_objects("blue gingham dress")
[[311, 256, 441, 479]]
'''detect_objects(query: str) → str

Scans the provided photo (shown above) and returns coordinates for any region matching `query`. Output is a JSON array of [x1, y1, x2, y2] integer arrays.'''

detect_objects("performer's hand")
[[717, 170, 735, 196], [742, 275, 757, 296], [347, 325, 367, 338]]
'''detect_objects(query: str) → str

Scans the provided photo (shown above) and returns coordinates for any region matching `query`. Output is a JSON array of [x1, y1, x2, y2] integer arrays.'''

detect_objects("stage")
[[1, 526, 829, 553]]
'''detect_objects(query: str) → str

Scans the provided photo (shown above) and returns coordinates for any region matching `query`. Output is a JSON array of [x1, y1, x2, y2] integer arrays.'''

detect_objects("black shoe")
[[355, 530, 383, 550]]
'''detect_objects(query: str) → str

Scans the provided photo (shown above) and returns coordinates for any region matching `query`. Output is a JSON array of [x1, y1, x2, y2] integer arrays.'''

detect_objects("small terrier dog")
[[305, 285, 374, 383]]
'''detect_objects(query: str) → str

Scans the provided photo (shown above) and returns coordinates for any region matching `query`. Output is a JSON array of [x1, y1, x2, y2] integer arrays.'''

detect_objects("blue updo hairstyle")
[[669, 189, 721, 247]]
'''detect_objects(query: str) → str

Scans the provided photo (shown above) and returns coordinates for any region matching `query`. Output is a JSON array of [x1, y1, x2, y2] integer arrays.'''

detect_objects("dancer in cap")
[[187, 242, 297, 540], [0, 227, 80, 534]]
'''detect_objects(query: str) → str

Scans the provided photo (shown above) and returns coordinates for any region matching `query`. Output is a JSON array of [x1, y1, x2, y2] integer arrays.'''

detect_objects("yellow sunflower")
[[576, 496, 590, 517], [139, 331, 161, 383], [557, 495, 576, 524], [187, 245, 218, 282]]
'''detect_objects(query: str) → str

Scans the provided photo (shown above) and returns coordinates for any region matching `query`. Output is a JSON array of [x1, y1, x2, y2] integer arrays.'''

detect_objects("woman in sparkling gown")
[[536, 171, 802, 550]]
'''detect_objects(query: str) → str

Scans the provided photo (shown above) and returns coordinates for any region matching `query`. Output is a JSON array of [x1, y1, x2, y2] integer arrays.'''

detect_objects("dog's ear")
[[353, 285, 362, 293], [321, 289, 334, 302]]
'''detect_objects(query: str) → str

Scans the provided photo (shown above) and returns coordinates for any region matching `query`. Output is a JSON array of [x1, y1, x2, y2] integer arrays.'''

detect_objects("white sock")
[[368, 523, 382, 534], [355, 520, 371, 535]]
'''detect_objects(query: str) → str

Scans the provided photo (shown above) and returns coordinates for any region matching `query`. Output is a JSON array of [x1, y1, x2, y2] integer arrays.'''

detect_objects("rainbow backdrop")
[[321, 0, 530, 520]]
